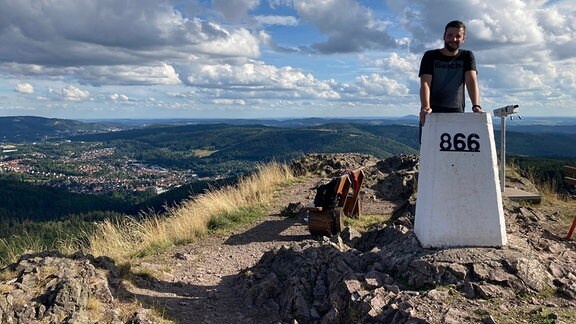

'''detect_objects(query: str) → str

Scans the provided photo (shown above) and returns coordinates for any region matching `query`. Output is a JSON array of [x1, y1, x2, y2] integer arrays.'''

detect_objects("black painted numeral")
[[439, 133, 480, 152]]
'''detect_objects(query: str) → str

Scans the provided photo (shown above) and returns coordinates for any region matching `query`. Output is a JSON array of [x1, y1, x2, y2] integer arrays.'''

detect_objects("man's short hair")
[[444, 20, 466, 35]]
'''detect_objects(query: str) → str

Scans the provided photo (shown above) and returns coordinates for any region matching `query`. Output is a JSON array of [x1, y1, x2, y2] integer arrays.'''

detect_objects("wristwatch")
[[472, 105, 482, 110]]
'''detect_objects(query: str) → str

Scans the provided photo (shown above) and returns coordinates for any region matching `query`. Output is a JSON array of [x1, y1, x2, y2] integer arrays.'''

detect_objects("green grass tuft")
[[208, 206, 266, 232]]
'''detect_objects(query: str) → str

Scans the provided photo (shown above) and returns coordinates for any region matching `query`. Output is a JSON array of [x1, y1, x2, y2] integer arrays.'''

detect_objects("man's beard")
[[444, 41, 459, 53]]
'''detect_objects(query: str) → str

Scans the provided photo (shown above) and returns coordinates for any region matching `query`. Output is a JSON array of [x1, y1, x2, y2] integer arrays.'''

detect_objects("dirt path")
[[128, 177, 322, 323]]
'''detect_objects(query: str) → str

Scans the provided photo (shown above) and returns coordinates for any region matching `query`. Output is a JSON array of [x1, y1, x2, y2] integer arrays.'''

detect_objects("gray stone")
[[281, 202, 305, 217], [0, 251, 145, 324], [554, 278, 576, 300], [444, 307, 468, 324], [448, 263, 468, 280], [54, 278, 89, 311], [548, 261, 565, 278], [340, 226, 361, 247], [426, 289, 450, 301], [472, 263, 491, 281], [482, 315, 497, 324], [461, 281, 476, 298], [510, 258, 551, 291], [474, 283, 515, 299], [385, 284, 401, 294], [364, 271, 393, 289], [519, 207, 544, 222], [126, 309, 158, 324]]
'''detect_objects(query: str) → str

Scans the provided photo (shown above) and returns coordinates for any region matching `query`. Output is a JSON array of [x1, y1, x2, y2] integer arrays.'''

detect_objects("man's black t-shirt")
[[418, 49, 476, 112]]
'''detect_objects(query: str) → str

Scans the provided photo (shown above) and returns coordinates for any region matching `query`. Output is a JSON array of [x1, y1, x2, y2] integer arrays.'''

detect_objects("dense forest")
[[508, 155, 576, 196], [0, 174, 236, 261]]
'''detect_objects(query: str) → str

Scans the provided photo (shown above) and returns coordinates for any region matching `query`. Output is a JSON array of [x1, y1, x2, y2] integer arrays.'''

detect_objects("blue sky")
[[0, 0, 575, 119]]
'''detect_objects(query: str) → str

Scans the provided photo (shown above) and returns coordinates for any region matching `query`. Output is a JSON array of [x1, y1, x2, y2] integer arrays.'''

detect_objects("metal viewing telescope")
[[493, 104, 520, 192]]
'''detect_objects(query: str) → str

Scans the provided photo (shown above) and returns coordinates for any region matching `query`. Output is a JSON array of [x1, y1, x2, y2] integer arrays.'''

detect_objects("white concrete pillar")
[[415, 113, 507, 248]]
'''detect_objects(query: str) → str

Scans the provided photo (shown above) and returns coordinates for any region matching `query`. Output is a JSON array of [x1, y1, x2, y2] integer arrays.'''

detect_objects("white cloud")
[[484, 65, 545, 90], [351, 74, 410, 97], [193, 28, 261, 57], [212, 0, 260, 23], [213, 98, 247, 105], [0, 0, 575, 118], [15, 83, 34, 94], [254, 15, 299, 26], [109, 93, 130, 101], [268, 0, 293, 10], [557, 60, 576, 90], [178, 60, 339, 99], [374, 53, 418, 75], [0, 0, 263, 84], [386, 0, 575, 61], [294, 0, 396, 53], [49, 86, 90, 101], [77, 64, 181, 86]]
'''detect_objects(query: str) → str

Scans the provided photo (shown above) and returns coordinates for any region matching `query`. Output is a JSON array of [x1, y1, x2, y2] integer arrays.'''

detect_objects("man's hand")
[[420, 107, 432, 125], [472, 105, 484, 113]]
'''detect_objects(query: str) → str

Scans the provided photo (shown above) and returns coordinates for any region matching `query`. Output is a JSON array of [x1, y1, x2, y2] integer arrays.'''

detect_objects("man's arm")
[[419, 74, 432, 125], [465, 70, 483, 112]]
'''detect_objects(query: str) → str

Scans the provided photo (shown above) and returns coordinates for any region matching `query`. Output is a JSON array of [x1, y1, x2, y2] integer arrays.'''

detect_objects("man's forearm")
[[419, 75, 433, 125], [420, 76, 432, 109], [465, 71, 480, 106]]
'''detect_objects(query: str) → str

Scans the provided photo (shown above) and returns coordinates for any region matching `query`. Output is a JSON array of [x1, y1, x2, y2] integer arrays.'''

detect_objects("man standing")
[[419, 20, 483, 127]]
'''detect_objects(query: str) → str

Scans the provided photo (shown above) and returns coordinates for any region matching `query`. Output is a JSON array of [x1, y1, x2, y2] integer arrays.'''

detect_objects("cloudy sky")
[[0, 0, 574, 119]]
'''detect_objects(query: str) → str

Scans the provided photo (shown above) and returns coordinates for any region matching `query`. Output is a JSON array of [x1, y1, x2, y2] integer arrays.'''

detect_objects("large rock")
[[0, 251, 155, 323], [290, 153, 379, 177]]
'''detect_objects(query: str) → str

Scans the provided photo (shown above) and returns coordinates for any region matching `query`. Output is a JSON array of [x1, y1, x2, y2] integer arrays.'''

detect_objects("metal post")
[[500, 116, 506, 193], [493, 104, 519, 193]]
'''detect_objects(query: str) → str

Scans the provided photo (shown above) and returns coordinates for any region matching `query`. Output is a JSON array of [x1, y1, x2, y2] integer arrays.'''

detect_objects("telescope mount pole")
[[500, 116, 506, 193]]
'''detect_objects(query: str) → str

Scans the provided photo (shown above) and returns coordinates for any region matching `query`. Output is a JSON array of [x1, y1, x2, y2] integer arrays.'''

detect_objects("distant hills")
[[0, 116, 131, 142], [1, 116, 575, 161], [72, 123, 420, 176]]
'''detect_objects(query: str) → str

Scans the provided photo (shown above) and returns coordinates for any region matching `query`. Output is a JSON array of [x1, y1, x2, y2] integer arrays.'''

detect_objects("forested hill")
[[0, 116, 126, 142], [503, 131, 576, 159], [3, 116, 575, 162], [72, 123, 421, 175], [73, 121, 576, 163]]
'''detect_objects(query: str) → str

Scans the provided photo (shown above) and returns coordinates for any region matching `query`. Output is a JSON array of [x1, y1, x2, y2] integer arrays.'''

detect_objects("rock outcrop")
[[238, 153, 576, 323], [0, 251, 154, 323]]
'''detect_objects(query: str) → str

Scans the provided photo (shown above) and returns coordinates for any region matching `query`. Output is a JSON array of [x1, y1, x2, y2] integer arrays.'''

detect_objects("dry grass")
[[345, 215, 390, 233], [85, 162, 294, 263], [0, 235, 46, 265], [507, 163, 576, 232], [89, 296, 173, 324]]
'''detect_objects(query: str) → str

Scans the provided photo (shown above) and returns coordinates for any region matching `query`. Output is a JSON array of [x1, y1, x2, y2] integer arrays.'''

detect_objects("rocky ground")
[[1, 153, 575, 323]]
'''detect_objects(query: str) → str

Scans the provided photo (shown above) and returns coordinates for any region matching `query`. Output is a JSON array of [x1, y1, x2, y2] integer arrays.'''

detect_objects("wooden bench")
[[307, 168, 365, 236], [564, 165, 576, 239]]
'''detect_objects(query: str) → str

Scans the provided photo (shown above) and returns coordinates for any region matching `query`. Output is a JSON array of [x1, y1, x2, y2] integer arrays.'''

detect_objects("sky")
[[0, 0, 575, 120]]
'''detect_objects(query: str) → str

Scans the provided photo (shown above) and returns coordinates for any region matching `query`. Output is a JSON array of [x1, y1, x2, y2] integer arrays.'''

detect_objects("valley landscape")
[[1, 115, 575, 260], [2, 1, 576, 322], [0, 116, 575, 323]]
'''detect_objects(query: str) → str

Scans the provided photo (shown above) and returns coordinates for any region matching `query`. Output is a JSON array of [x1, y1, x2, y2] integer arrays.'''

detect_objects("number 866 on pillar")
[[439, 133, 481, 152]]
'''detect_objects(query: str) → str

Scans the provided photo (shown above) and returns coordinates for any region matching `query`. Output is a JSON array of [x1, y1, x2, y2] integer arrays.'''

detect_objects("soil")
[[128, 175, 394, 323]]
